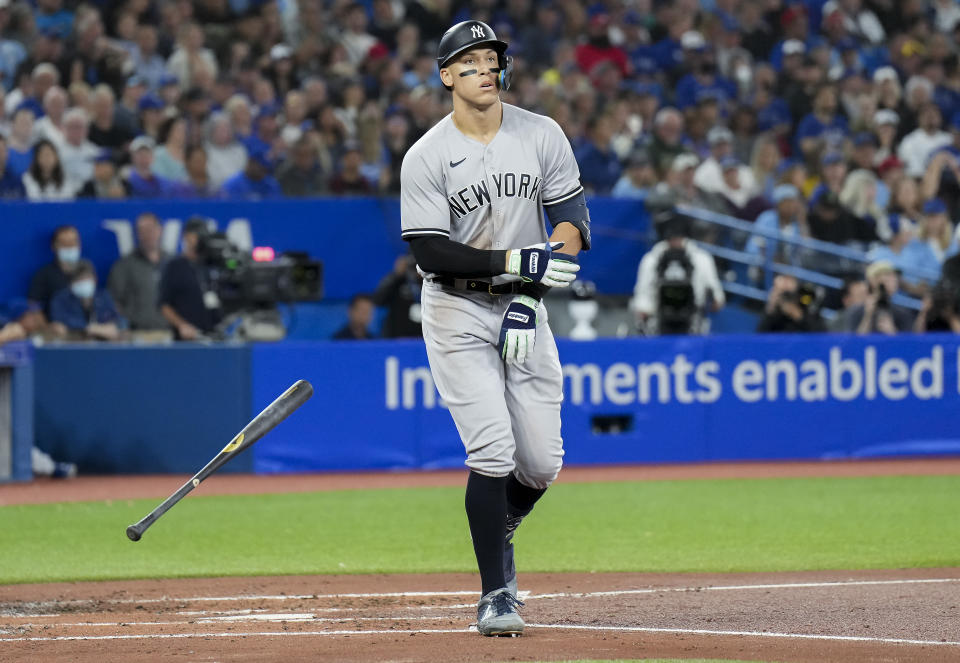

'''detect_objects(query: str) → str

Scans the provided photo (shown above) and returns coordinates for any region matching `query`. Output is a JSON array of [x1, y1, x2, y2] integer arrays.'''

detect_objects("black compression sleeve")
[[408, 236, 508, 278]]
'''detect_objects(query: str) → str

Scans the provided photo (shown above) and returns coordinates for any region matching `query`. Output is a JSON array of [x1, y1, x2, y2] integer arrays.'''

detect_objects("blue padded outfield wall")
[[31, 334, 960, 475], [0, 198, 647, 303]]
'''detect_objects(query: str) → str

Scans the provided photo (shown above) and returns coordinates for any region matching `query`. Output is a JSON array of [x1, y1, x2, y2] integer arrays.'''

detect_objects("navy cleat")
[[476, 588, 525, 636]]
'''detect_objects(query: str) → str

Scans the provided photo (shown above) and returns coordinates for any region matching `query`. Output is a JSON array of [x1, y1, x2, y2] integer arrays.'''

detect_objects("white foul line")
[[526, 577, 960, 600], [43, 577, 960, 607], [1, 624, 959, 646]]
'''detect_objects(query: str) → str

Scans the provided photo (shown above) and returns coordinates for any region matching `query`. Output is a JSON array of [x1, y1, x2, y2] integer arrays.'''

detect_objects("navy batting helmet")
[[436, 20, 513, 91]]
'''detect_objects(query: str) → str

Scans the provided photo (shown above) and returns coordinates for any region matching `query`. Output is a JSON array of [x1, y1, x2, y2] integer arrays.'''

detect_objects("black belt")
[[431, 276, 523, 296]]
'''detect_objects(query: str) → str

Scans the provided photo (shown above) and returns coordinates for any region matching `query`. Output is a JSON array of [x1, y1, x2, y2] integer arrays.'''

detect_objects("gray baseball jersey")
[[401, 103, 584, 278], [400, 103, 583, 486]]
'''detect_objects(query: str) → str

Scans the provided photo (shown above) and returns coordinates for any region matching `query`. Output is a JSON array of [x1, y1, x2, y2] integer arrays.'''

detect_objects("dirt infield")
[[1, 569, 958, 662], [2, 459, 959, 662]]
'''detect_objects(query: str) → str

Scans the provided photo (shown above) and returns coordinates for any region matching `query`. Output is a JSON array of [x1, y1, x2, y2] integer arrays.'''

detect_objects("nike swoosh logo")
[[450, 157, 466, 167]]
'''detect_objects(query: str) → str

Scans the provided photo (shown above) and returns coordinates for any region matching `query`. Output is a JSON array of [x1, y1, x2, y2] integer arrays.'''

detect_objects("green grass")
[[1, 475, 959, 584]]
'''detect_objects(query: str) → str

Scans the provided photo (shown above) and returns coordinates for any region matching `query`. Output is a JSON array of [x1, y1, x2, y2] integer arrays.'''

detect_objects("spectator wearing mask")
[[159, 218, 219, 340], [107, 212, 169, 331], [332, 293, 376, 340], [29, 225, 84, 317], [49, 260, 126, 341], [221, 147, 282, 199], [0, 133, 25, 198], [77, 152, 130, 199], [23, 138, 75, 200], [126, 135, 176, 198], [756, 275, 825, 333], [630, 217, 725, 335], [844, 260, 916, 334]]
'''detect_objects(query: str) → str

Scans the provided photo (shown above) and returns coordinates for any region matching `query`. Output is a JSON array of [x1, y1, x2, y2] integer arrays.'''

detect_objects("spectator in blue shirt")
[[125, 135, 177, 198], [0, 4, 27, 92], [221, 147, 281, 199], [796, 84, 849, 161], [747, 184, 808, 264], [33, 0, 74, 41], [611, 150, 657, 199], [0, 133, 25, 199], [574, 114, 622, 195], [674, 38, 737, 112], [49, 260, 126, 341]]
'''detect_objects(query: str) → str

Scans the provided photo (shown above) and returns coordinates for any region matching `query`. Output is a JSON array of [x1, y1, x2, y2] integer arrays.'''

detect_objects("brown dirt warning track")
[[1, 459, 959, 663]]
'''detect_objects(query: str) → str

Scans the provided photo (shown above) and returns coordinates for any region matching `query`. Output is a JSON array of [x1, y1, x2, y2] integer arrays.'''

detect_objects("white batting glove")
[[506, 241, 580, 288], [497, 294, 539, 365]]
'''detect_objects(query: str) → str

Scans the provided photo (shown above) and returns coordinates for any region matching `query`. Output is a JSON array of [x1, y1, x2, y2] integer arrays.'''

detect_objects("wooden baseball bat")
[[125, 379, 313, 542]]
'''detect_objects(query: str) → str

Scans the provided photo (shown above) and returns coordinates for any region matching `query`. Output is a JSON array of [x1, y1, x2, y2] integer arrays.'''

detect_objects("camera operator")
[[630, 216, 725, 335], [845, 260, 915, 335], [159, 218, 221, 340], [914, 279, 960, 332], [756, 275, 826, 333]]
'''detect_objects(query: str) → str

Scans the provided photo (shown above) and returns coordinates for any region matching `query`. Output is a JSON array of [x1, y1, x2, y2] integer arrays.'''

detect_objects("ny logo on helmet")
[[471, 24, 485, 39]]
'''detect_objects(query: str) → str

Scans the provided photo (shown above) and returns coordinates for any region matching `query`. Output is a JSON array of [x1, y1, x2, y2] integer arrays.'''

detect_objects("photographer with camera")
[[158, 218, 220, 341], [756, 275, 826, 333], [630, 216, 725, 335], [843, 260, 915, 335], [914, 279, 960, 332]]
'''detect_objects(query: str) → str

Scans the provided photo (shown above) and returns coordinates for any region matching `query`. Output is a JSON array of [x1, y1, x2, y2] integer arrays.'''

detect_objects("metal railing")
[[675, 204, 940, 312]]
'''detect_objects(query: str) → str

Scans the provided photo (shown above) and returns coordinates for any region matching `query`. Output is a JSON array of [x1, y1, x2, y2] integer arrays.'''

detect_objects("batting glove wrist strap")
[[506, 242, 581, 288], [498, 295, 539, 365]]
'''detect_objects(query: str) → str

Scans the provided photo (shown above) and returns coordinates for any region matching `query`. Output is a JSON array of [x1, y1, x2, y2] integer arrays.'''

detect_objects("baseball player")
[[400, 20, 592, 636]]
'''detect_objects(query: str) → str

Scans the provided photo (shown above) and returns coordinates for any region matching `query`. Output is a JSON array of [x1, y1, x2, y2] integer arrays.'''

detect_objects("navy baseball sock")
[[465, 471, 508, 596], [506, 473, 546, 519]]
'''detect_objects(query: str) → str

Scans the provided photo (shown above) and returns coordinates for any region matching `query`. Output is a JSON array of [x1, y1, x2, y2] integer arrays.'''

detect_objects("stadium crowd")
[[0, 0, 960, 336]]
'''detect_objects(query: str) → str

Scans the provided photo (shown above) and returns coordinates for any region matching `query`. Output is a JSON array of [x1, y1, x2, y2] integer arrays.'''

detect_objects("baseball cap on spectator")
[[256, 103, 280, 123], [877, 156, 905, 177], [125, 75, 146, 89], [159, 73, 179, 88], [821, 152, 844, 166], [783, 39, 806, 56], [853, 132, 877, 147], [130, 135, 155, 152], [671, 153, 700, 172], [781, 5, 807, 28], [873, 109, 899, 126], [631, 81, 662, 99], [681, 31, 706, 52], [707, 126, 734, 145], [247, 146, 274, 169], [719, 156, 740, 171], [716, 11, 739, 32], [772, 184, 800, 203], [138, 94, 164, 111], [835, 38, 859, 53], [93, 149, 114, 164], [270, 44, 293, 61], [866, 260, 897, 281], [872, 67, 898, 84], [922, 198, 947, 215]]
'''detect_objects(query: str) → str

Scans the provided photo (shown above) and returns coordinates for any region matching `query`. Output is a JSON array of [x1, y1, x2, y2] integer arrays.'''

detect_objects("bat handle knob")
[[126, 525, 143, 542]]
